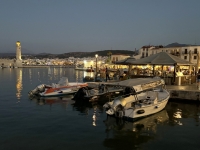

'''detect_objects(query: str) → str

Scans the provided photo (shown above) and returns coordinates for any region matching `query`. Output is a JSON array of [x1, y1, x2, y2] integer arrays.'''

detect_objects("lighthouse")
[[15, 41, 22, 67], [16, 41, 21, 60]]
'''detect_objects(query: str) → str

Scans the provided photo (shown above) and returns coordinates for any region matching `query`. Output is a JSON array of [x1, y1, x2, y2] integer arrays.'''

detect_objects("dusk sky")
[[1, 0, 200, 54]]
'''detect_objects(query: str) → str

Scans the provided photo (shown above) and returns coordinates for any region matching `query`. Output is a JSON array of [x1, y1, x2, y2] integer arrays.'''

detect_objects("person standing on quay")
[[105, 67, 110, 82]]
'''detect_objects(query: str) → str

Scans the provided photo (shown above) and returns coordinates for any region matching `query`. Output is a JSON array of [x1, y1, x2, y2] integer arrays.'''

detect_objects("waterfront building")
[[134, 45, 200, 71], [135, 45, 200, 64]]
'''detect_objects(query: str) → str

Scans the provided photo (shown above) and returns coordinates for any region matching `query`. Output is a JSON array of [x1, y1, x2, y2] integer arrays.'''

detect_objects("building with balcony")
[[134, 45, 200, 65]]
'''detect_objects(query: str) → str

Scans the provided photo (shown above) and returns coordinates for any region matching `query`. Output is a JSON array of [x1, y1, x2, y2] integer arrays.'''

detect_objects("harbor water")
[[0, 67, 200, 150]]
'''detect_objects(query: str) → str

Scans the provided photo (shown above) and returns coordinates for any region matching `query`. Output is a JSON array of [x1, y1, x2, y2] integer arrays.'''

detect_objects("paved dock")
[[167, 84, 198, 91]]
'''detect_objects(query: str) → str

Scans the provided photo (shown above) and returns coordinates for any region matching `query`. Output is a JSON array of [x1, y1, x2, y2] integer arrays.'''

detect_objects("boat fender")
[[137, 109, 145, 114]]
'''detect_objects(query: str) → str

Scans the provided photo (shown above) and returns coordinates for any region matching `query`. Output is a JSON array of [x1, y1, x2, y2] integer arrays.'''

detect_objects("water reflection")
[[166, 101, 200, 126], [93, 106, 97, 126], [47, 67, 61, 81], [29, 95, 74, 106], [27, 67, 82, 88], [104, 109, 168, 132], [75, 70, 95, 82], [103, 110, 169, 149], [173, 108, 182, 119], [16, 68, 23, 101], [72, 100, 98, 115], [72, 100, 104, 126]]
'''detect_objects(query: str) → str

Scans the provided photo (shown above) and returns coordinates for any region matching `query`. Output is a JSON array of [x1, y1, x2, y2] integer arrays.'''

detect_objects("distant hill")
[[0, 50, 136, 59], [164, 42, 190, 48], [0, 53, 34, 59], [0, 53, 16, 59], [34, 50, 136, 59]]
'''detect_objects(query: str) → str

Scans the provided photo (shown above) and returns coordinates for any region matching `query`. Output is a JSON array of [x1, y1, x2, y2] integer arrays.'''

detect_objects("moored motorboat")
[[72, 82, 124, 102], [28, 77, 88, 97], [103, 77, 170, 121], [75, 67, 88, 71]]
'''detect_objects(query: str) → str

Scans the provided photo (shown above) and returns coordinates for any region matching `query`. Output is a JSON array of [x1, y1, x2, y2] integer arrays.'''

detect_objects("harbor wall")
[[167, 85, 200, 101], [0, 59, 22, 68]]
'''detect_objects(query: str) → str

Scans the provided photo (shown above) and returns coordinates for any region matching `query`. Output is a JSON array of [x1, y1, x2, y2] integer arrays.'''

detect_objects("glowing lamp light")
[[95, 54, 98, 81], [16, 41, 21, 46]]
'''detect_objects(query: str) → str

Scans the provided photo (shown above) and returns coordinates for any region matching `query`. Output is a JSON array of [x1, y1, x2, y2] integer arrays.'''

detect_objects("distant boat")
[[75, 66, 95, 72], [75, 66, 88, 71]]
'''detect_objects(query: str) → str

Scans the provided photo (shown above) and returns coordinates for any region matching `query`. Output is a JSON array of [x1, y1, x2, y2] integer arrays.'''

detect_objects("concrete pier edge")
[[167, 84, 200, 101]]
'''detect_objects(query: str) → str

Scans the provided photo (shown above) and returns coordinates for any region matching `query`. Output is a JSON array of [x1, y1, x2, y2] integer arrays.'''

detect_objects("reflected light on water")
[[75, 71, 78, 82], [173, 109, 183, 125], [29, 69, 32, 84], [173, 109, 182, 118], [59, 67, 63, 75], [92, 106, 97, 126], [53, 68, 59, 79], [16, 69, 23, 100], [84, 71, 94, 78], [74, 70, 94, 82]]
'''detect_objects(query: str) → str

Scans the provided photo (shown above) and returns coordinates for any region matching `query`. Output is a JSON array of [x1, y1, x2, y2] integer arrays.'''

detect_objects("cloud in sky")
[[0, 0, 200, 54]]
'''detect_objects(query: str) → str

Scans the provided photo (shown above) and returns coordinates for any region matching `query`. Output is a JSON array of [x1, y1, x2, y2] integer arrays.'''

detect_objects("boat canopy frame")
[[102, 77, 165, 95]]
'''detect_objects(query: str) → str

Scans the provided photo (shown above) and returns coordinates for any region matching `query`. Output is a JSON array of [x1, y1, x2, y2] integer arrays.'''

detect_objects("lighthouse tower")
[[15, 41, 22, 67], [16, 41, 21, 60]]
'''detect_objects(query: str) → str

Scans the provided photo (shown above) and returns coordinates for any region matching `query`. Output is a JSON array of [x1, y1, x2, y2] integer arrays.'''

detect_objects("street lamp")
[[95, 54, 98, 81]]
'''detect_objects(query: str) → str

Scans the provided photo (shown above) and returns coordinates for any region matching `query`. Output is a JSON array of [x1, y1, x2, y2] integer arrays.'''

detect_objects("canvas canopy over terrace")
[[115, 52, 195, 84], [116, 52, 193, 66]]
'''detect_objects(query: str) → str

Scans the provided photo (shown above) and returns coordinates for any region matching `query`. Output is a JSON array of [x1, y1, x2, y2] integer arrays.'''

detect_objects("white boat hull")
[[28, 77, 88, 98], [105, 89, 170, 121], [123, 97, 169, 120], [40, 88, 78, 97]]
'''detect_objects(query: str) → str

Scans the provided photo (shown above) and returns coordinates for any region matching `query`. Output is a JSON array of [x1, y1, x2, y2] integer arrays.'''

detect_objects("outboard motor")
[[28, 84, 46, 97], [72, 87, 88, 100], [103, 103, 111, 110], [72, 87, 97, 101]]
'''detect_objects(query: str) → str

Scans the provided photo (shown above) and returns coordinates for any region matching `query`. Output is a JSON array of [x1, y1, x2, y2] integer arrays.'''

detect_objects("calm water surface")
[[0, 67, 200, 150]]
